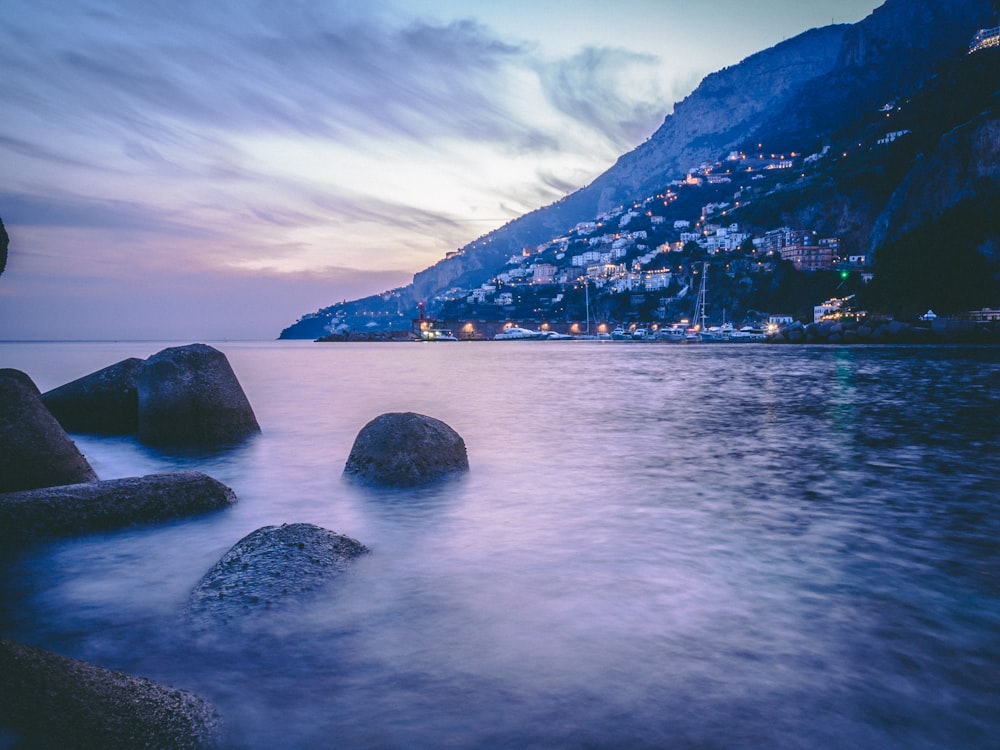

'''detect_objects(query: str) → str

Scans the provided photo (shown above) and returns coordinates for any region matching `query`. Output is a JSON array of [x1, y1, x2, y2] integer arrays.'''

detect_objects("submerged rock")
[[188, 523, 368, 622], [0, 471, 236, 544], [0, 369, 98, 493], [41, 357, 144, 434], [343, 411, 469, 486], [137, 343, 260, 447], [0, 638, 221, 749]]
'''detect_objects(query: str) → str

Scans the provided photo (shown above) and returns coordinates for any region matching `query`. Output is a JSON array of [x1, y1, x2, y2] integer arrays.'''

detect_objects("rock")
[[41, 357, 144, 434], [0, 471, 236, 545], [885, 321, 911, 338], [0, 638, 221, 749], [0, 214, 8, 277], [343, 411, 469, 486], [0, 367, 40, 395], [187, 523, 368, 622], [137, 344, 260, 447], [0, 369, 98, 493]]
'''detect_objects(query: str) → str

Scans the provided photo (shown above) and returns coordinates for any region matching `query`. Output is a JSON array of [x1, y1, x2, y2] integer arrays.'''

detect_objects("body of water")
[[1, 341, 998, 748]]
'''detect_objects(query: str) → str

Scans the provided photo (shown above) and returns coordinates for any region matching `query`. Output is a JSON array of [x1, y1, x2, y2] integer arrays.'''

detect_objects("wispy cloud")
[[0, 0, 679, 338], [537, 47, 670, 150]]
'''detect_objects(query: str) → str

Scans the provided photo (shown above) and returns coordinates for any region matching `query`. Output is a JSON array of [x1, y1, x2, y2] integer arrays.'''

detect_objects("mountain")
[[280, 0, 1000, 339]]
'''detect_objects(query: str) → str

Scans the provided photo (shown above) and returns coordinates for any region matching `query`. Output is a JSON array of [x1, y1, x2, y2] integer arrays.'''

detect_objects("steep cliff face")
[[873, 116, 1000, 250], [585, 26, 848, 215], [838, 0, 996, 71]]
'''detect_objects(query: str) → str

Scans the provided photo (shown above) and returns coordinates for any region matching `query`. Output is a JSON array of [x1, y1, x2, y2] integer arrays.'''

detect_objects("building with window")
[[970, 26, 1000, 53]]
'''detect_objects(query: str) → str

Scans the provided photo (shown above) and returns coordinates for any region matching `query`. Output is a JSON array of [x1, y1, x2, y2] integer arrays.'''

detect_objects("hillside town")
[[286, 24, 1000, 343], [402, 142, 868, 338]]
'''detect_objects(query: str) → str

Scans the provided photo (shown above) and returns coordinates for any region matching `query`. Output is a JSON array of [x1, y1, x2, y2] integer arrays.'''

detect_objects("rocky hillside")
[[280, 0, 999, 339], [405, 24, 849, 306]]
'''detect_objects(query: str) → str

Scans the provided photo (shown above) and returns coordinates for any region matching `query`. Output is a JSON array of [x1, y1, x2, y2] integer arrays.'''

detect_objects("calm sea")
[[1, 341, 999, 749]]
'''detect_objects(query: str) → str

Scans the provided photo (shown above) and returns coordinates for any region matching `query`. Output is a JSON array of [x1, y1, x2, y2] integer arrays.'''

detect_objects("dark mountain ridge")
[[280, 0, 1000, 339]]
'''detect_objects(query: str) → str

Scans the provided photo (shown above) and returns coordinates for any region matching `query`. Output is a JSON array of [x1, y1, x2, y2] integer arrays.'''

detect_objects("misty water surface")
[[1, 341, 998, 749]]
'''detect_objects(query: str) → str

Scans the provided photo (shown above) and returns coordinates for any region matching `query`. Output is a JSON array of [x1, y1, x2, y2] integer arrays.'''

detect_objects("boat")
[[700, 323, 735, 343], [419, 327, 458, 341], [632, 327, 651, 340], [656, 324, 698, 343], [541, 330, 574, 340], [493, 326, 545, 340], [737, 326, 767, 341], [611, 326, 630, 340]]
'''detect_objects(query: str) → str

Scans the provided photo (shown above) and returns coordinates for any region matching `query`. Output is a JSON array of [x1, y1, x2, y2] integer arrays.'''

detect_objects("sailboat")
[[658, 262, 706, 342], [575, 281, 606, 339]]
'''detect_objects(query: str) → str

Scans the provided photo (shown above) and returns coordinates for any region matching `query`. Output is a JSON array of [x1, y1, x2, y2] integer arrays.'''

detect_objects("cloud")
[[0, 0, 685, 339], [0, 190, 212, 235], [0, 1, 554, 150], [537, 46, 670, 149]]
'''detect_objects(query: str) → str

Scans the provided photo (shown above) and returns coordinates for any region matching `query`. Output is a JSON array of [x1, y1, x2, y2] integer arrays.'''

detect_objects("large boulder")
[[0, 471, 236, 545], [187, 523, 368, 623], [0, 367, 39, 395], [343, 412, 469, 486], [137, 344, 260, 447], [0, 638, 221, 749], [41, 357, 144, 434], [0, 369, 98, 493]]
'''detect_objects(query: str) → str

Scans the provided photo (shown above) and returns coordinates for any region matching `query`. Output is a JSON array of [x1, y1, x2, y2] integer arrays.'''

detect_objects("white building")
[[532, 264, 557, 284], [571, 250, 602, 267], [644, 270, 672, 290]]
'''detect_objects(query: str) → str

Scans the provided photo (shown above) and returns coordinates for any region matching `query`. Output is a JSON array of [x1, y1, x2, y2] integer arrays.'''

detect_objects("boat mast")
[[692, 262, 708, 330], [584, 281, 590, 334]]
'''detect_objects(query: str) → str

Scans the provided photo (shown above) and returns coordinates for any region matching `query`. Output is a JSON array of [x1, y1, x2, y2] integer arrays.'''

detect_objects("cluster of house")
[[455, 216, 863, 308]]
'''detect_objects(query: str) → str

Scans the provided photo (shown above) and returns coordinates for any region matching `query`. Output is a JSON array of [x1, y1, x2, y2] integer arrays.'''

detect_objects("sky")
[[0, 0, 879, 340]]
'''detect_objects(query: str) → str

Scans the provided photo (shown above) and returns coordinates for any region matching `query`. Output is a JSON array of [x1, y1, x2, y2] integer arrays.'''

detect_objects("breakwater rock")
[[768, 318, 1000, 344], [188, 523, 369, 623], [137, 344, 261, 447], [0, 369, 98, 493], [0, 638, 221, 749], [0, 471, 236, 545], [343, 412, 469, 487], [39, 344, 260, 448], [317, 329, 417, 342], [41, 357, 144, 434]]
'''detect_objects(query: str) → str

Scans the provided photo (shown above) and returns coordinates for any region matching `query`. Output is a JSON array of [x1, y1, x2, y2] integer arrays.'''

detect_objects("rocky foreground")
[[1, 349, 468, 746]]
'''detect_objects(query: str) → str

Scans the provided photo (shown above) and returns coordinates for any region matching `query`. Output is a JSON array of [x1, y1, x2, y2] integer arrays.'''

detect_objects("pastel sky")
[[0, 0, 879, 340]]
